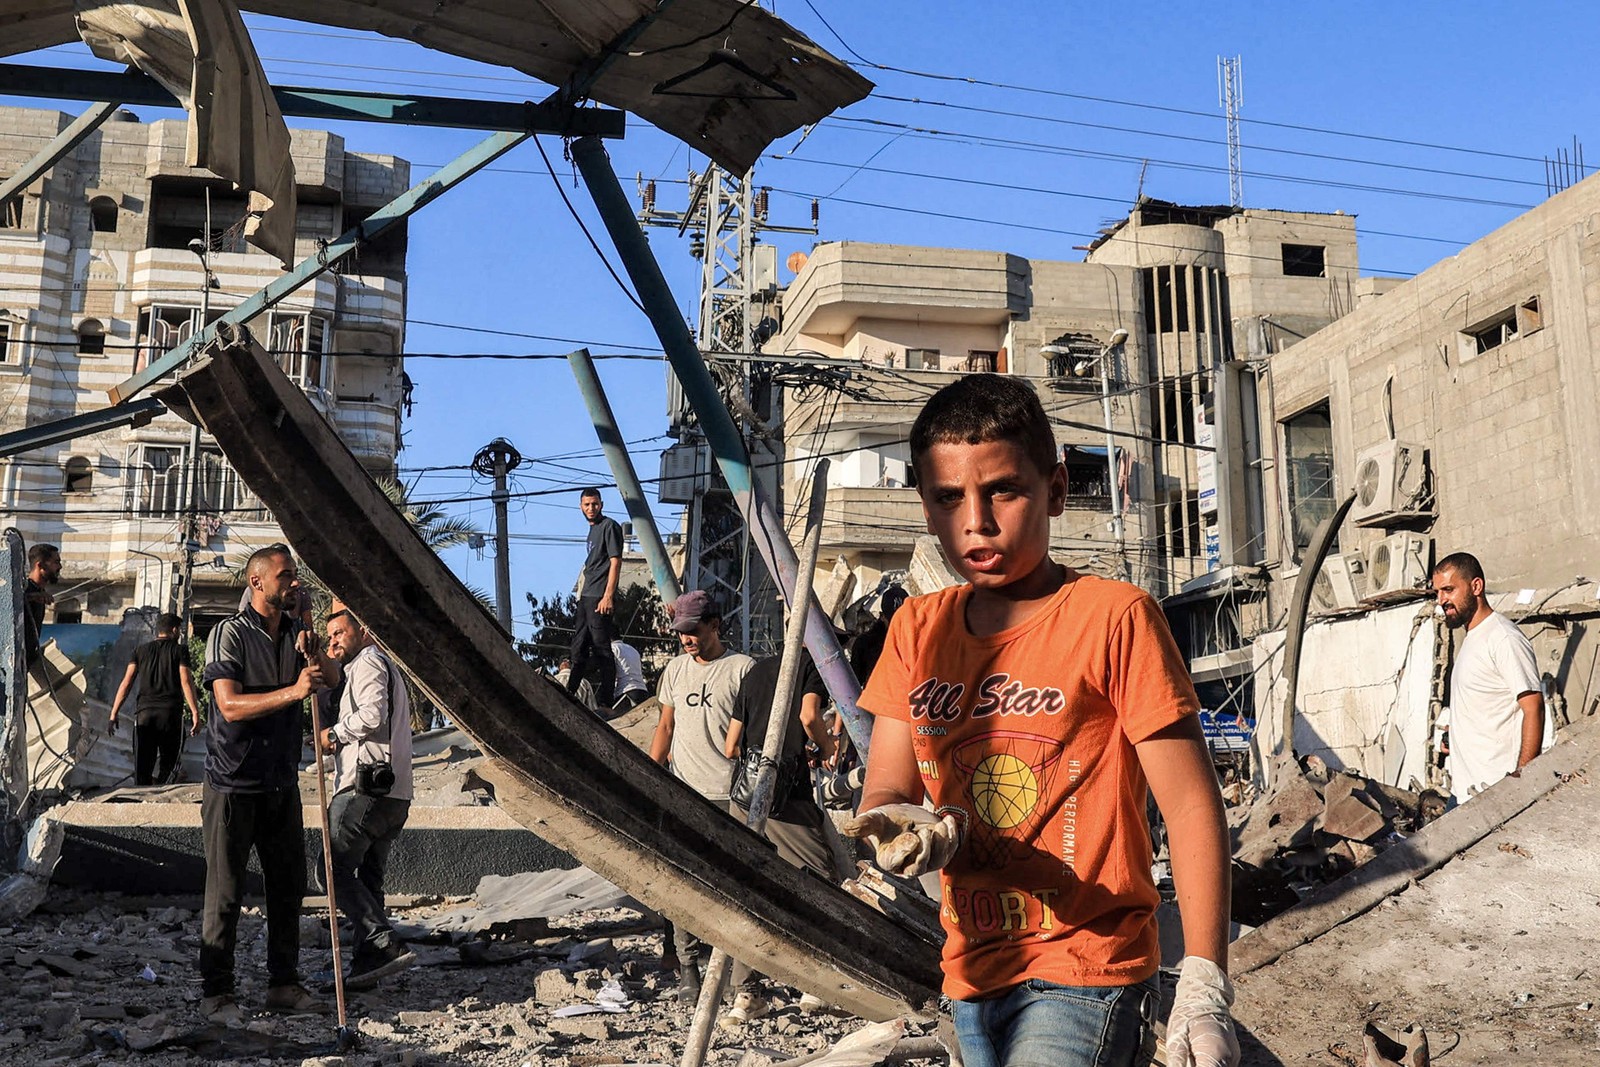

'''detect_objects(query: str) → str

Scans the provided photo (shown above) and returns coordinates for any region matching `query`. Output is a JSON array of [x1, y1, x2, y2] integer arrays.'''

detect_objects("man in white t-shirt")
[[1432, 552, 1551, 802], [649, 589, 753, 1002], [610, 639, 650, 711]]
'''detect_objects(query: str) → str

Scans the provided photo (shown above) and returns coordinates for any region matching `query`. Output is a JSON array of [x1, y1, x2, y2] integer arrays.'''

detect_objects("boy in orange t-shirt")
[[846, 374, 1237, 1067]]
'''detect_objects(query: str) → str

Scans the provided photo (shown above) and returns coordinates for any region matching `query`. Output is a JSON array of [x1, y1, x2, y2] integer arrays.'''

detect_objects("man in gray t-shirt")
[[651, 590, 753, 801], [649, 590, 753, 999]]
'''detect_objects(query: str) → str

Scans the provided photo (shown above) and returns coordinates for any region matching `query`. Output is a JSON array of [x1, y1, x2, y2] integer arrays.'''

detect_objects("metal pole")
[[308, 686, 357, 1050], [178, 206, 211, 623], [566, 348, 682, 601], [472, 439, 523, 633], [745, 460, 828, 834], [568, 134, 872, 760], [1100, 344, 1126, 581], [679, 948, 732, 1067], [493, 455, 511, 630]]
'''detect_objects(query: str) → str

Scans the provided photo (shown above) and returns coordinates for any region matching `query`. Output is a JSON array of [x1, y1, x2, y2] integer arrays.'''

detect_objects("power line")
[[794, 0, 1557, 169]]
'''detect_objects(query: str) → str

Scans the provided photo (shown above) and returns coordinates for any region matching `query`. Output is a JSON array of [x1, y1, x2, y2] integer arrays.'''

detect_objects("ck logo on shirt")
[[682, 686, 715, 708], [908, 673, 1066, 721]]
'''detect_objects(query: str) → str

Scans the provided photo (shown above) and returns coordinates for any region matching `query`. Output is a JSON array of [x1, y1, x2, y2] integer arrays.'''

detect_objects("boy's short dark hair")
[[910, 374, 1058, 483], [1433, 551, 1484, 584], [579, 487, 602, 500], [156, 612, 182, 635], [28, 543, 59, 567]]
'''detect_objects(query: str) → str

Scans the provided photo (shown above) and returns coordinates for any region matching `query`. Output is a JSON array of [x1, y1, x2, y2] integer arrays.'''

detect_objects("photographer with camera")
[[318, 609, 416, 990]]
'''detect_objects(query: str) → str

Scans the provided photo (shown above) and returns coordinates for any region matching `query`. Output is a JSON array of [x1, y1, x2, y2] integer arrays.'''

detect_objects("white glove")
[[1165, 956, 1239, 1067], [841, 804, 963, 877]]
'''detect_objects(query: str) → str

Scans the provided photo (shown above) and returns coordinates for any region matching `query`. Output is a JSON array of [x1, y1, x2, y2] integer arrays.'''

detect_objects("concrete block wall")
[[1264, 170, 1600, 596]]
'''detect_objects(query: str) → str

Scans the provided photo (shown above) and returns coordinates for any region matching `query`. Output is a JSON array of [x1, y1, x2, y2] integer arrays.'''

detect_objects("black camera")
[[357, 761, 396, 797]]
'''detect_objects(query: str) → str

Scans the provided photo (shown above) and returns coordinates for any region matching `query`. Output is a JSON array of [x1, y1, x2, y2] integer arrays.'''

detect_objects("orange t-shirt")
[[858, 571, 1199, 1000]]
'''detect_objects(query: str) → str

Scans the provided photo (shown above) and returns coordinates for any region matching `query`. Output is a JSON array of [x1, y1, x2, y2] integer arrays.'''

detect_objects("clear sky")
[[6, 2, 1595, 641]]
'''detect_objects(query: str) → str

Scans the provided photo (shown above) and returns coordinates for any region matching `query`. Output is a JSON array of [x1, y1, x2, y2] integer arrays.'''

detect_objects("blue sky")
[[6, 2, 1595, 640]]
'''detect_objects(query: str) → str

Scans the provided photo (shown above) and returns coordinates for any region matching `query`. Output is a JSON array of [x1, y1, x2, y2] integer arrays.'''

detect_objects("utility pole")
[[177, 189, 214, 628], [1218, 55, 1245, 208], [1099, 330, 1129, 579], [473, 438, 522, 632], [636, 164, 817, 655]]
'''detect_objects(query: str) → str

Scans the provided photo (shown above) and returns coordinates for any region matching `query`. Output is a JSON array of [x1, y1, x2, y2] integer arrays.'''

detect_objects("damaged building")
[[0, 105, 410, 628]]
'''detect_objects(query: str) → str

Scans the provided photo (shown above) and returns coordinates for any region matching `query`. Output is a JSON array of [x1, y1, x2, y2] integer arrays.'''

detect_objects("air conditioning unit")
[[1351, 440, 1431, 526], [1311, 551, 1369, 613], [1367, 533, 1430, 596]]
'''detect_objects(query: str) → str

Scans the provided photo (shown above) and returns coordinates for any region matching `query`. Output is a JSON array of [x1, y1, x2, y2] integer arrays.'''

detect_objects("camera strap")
[[352, 650, 397, 769]]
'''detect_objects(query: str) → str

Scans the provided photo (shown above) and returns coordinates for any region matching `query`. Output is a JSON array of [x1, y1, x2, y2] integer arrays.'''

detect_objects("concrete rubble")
[[1229, 762, 1436, 925], [0, 887, 948, 1067]]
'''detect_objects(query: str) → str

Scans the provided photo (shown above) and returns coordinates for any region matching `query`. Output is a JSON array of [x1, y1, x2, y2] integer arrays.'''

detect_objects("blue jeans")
[[952, 977, 1158, 1067]]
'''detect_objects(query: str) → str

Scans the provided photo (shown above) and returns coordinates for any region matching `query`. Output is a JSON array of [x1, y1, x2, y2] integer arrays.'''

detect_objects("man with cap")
[[648, 589, 754, 1001]]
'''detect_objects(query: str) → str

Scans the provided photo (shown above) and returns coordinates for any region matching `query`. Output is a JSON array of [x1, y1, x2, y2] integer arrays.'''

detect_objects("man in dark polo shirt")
[[198, 545, 339, 1024], [568, 487, 622, 709]]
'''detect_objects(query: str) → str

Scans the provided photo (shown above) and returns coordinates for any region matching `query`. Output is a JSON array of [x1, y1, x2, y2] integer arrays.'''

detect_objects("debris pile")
[[1228, 765, 1442, 925]]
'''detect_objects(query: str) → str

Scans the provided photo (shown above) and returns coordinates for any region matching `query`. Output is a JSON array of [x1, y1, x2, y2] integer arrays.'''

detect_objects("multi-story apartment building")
[[0, 105, 409, 631], [772, 202, 1395, 710]]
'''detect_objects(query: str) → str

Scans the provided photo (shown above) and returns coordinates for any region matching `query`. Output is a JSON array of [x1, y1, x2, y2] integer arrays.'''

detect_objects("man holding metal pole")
[[199, 545, 339, 1024], [316, 608, 417, 990]]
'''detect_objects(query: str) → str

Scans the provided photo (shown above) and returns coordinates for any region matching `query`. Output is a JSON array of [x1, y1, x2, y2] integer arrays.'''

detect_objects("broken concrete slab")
[[425, 867, 635, 936], [1321, 784, 1385, 842], [0, 809, 63, 920], [50, 798, 573, 896], [1231, 771, 1324, 867]]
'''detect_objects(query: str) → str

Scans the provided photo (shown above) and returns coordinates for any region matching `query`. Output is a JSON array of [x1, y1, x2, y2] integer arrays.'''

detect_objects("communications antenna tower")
[[637, 164, 818, 654], [1218, 55, 1245, 208]]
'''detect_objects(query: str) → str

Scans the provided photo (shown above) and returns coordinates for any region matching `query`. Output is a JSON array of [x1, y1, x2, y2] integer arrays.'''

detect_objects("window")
[[1062, 446, 1112, 509], [196, 447, 266, 519], [0, 194, 21, 229], [63, 456, 93, 493], [0, 321, 13, 365], [267, 312, 330, 389], [52, 598, 82, 625], [1160, 491, 1203, 559], [1281, 244, 1326, 278], [904, 348, 938, 370], [1282, 402, 1336, 558], [964, 350, 998, 373], [77, 319, 106, 356], [1519, 296, 1543, 335], [89, 196, 118, 233], [1468, 308, 1518, 355], [125, 444, 185, 518]]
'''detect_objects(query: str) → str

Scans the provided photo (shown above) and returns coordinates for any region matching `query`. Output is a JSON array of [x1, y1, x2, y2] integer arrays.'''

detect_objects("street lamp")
[[176, 236, 218, 626], [1044, 327, 1130, 579]]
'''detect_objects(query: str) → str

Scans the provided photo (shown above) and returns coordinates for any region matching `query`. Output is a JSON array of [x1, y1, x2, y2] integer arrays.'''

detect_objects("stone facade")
[[0, 106, 409, 629]]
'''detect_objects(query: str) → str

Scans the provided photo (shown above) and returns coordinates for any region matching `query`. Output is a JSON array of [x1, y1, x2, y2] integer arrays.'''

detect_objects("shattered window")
[[1281, 243, 1326, 278], [1282, 402, 1336, 559]]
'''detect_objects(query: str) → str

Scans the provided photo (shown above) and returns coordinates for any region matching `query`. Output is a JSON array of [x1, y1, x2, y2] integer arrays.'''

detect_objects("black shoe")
[[346, 941, 417, 991], [675, 957, 702, 1005]]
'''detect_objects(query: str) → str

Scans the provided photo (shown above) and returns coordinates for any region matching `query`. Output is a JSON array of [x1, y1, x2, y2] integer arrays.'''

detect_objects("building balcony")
[[784, 366, 972, 437], [797, 484, 925, 554], [777, 242, 1026, 347], [334, 399, 401, 465]]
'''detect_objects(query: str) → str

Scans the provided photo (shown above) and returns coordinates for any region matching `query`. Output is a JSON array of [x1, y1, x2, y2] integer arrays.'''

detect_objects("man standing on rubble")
[[568, 488, 623, 709], [317, 609, 417, 990], [1432, 551, 1552, 802], [198, 545, 340, 1024], [649, 589, 754, 1001]]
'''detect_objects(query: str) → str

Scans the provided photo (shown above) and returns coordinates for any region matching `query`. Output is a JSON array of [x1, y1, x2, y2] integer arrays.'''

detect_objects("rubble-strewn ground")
[[1233, 771, 1600, 1066], [0, 894, 904, 1067]]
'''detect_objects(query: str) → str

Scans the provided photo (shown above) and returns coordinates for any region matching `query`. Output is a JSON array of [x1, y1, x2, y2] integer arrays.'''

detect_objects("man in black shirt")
[[110, 612, 201, 785], [24, 542, 61, 669], [197, 545, 339, 1025], [568, 487, 622, 708], [720, 650, 838, 1026]]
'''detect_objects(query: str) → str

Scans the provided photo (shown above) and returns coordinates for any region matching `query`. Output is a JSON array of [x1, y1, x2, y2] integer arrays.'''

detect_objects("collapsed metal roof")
[[0, 0, 872, 172]]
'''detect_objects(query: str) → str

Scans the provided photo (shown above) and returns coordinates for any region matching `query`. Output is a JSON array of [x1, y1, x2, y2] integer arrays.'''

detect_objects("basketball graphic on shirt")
[[969, 752, 1038, 829], [954, 732, 1065, 868]]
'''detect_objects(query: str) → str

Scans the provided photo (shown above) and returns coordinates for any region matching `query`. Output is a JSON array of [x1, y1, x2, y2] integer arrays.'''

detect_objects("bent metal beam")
[[154, 331, 942, 1021]]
